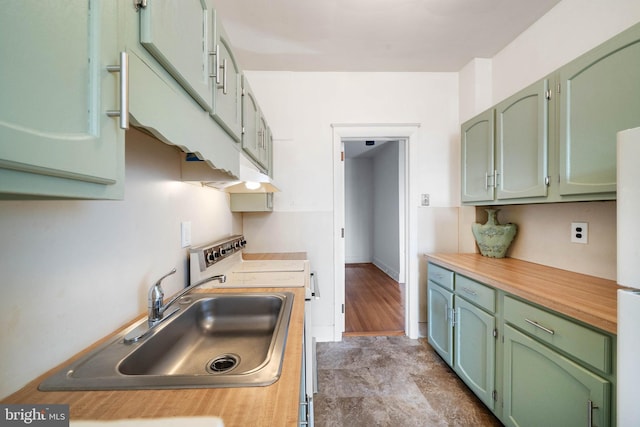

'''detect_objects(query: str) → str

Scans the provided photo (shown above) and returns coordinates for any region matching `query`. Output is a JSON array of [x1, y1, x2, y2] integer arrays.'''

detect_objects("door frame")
[[331, 123, 420, 340]]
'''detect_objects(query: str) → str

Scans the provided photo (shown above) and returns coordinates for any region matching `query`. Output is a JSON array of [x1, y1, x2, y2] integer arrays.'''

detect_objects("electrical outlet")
[[421, 193, 430, 206], [571, 222, 588, 244], [181, 221, 192, 247]]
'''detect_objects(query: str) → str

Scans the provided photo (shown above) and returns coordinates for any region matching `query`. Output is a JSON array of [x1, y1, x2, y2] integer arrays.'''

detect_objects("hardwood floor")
[[344, 263, 404, 336]]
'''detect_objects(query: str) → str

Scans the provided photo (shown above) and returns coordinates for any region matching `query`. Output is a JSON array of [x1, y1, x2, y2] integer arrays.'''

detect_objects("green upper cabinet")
[[140, 0, 213, 112], [242, 75, 271, 174], [0, 0, 125, 199], [461, 79, 549, 205], [495, 79, 549, 200], [211, 11, 243, 142], [462, 22, 640, 205], [558, 22, 640, 197], [461, 109, 495, 203]]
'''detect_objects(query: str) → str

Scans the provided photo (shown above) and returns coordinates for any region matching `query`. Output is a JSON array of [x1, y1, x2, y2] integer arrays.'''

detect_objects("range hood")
[[181, 153, 279, 193]]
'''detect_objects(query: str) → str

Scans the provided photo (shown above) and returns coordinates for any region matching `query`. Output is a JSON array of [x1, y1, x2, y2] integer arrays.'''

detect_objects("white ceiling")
[[213, 0, 562, 72]]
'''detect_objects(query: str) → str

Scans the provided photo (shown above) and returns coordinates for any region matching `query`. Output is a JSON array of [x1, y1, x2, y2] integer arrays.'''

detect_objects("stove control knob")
[[240, 239, 247, 247]]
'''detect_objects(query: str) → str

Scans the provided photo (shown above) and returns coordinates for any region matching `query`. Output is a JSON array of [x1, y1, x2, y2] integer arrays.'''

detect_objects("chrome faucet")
[[124, 268, 226, 344], [148, 268, 227, 327]]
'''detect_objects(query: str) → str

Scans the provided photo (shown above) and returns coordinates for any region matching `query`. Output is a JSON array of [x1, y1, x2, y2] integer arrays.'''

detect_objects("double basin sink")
[[39, 292, 294, 390]]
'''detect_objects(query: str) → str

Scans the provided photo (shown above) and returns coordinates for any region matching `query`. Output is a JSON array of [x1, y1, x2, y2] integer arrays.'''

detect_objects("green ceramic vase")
[[472, 209, 517, 258]]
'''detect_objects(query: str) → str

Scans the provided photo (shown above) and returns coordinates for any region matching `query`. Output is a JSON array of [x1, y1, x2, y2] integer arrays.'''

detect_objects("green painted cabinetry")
[[426, 261, 616, 426], [211, 11, 243, 142], [461, 79, 550, 205], [462, 21, 640, 205], [140, 0, 213, 112], [454, 296, 496, 410], [461, 109, 495, 203], [558, 22, 640, 198], [427, 280, 454, 366], [503, 325, 610, 427], [0, 0, 125, 199], [242, 76, 272, 175], [427, 264, 497, 411], [495, 79, 549, 200]]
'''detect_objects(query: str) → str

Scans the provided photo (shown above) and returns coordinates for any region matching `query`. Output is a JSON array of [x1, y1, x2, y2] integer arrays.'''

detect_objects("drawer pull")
[[524, 318, 555, 335], [461, 287, 477, 296]]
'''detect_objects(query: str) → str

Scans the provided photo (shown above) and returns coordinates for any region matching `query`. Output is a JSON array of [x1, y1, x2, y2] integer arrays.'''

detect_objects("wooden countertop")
[[2, 253, 308, 427], [426, 253, 622, 335]]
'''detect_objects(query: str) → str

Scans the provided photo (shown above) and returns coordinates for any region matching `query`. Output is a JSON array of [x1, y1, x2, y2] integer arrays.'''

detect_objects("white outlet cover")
[[571, 222, 588, 244]]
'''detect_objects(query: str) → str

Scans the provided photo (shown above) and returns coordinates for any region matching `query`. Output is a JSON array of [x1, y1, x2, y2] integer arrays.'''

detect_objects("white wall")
[[372, 142, 400, 280], [0, 128, 240, 399], [493, 0, 640, 104], [345, 157, 374, 263], [242, 72, 460, 341]]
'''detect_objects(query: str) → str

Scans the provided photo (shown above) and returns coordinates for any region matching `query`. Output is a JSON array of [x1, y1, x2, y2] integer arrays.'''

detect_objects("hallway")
[[344, 263, 404, 336]]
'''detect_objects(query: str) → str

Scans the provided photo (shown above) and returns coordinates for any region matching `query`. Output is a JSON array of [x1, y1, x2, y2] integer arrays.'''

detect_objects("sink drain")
[[207, 354, 239, 374]]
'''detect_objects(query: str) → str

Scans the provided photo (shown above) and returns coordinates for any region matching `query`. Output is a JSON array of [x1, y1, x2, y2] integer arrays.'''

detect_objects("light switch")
[[181, 221, 192, 247]]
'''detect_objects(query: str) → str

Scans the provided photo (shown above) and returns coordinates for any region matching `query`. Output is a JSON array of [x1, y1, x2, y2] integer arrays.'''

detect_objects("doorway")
[[343, 138, 405, 336], [332, 123, 420, 341]]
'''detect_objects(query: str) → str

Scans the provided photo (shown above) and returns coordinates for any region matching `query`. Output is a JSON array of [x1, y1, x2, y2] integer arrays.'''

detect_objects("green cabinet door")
[[0, 0, 125, 199], [503, 325, 610, 427], [558, 22, 640, 197], [242, 76, 270, 174], [427, 281, 454, 366], [242, 76, 261, 162], [140, 0, 213, 112], [461, 109, 495, 203], [211, 12, 243, 142], [495, 79, 549, 200], [454, 297, 496, 410]]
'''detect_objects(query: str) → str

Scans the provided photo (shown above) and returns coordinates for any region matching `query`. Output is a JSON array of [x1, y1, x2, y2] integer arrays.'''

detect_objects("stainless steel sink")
[[39, 292, 294, 390]]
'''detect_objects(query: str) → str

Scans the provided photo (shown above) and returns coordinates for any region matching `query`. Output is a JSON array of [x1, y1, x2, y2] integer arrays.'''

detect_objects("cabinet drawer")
[[504, 296, 612, 373], [455, 274, 496, 313], [428, 263, 454, 291]]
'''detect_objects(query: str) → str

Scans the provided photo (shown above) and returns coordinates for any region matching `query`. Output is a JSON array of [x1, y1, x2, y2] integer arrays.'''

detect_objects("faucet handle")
[[148, 268, 177, 326]]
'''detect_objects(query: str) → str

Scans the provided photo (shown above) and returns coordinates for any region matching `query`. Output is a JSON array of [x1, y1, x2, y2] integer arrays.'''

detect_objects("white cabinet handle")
[[212, 45, 221, 84], [524, 318, 555, 335], [106, 51, 129, 130]]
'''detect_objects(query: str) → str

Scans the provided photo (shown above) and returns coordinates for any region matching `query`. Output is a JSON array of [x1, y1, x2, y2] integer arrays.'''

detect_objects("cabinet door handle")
[[524, 318, 555, 335], [218, 58, 228, 95], [212, 45, 221, 84], [485, 171, 490, 190], [208, 48, 216, 79], [587, 399, 598, 427], [494, 170, 499, 188], [106, 51, 129, 130]]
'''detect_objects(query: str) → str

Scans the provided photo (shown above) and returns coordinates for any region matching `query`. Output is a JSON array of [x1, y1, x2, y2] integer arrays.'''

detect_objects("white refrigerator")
[[616, 126, 640, 426]]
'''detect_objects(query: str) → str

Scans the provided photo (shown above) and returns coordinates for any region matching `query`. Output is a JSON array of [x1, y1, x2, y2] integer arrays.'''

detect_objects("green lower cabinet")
[[427, 281, 453, 366], [503, 325, 610, 427], [454, 296, 496, 411]]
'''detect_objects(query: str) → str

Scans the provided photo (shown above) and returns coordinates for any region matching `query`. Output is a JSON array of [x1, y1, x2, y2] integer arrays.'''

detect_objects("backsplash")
[[473, 202, 616, 280]]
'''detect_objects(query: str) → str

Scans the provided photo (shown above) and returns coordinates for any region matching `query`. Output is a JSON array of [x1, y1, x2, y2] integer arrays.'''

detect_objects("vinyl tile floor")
[[313, 336, 503, 427]]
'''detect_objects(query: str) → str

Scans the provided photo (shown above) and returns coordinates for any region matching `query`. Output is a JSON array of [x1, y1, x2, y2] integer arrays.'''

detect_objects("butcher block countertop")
[[2, 252, 308, 427], [426, 253, 622, 335]]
